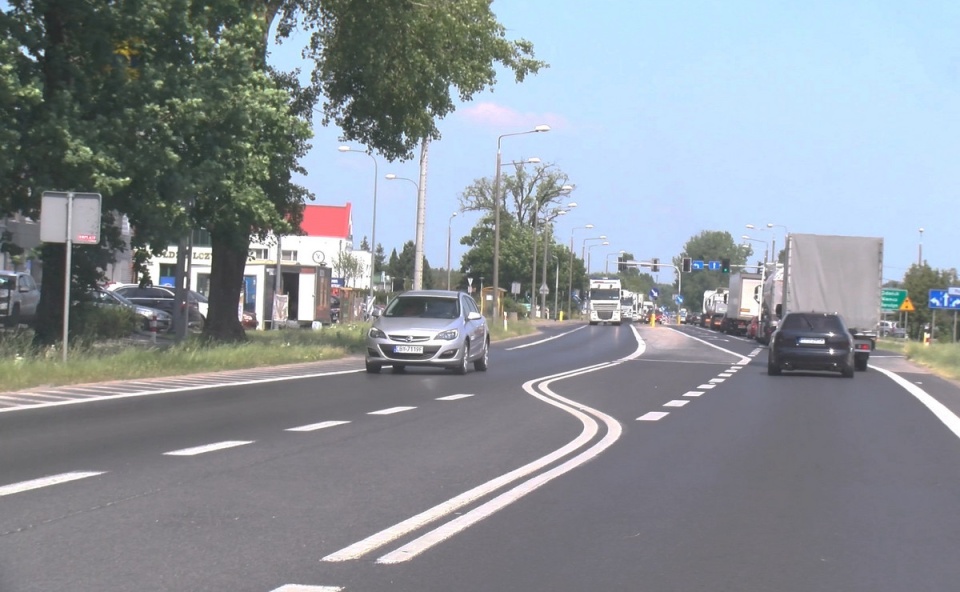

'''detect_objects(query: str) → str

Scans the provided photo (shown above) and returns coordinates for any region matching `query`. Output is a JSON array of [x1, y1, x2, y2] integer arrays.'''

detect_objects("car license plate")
[[799, 337, 826, 345], [393, 345, 423, 354]]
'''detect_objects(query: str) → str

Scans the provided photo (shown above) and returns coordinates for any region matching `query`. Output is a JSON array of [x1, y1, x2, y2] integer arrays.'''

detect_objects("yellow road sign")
[[899, 296, 915, 312]]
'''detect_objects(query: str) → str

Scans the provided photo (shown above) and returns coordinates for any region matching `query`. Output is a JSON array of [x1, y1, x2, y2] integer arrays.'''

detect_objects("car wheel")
[[767, 360, 781, 376], [474, 339, 489, 371], [365, 361, 381, 373], [854, 357, 868, 372], [454, 341, 470, 375], [841, 364, 855, 378], [391, 364, 406, 374]]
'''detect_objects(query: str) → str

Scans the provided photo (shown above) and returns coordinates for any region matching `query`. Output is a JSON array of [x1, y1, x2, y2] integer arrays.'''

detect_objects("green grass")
[[904, 341, 960, 381], [0, 319, 545, 392]]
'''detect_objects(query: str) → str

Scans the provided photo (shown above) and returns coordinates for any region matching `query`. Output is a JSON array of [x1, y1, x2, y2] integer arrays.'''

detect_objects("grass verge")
[[904, 341, 960, 381], [0, 319, 546, 392]]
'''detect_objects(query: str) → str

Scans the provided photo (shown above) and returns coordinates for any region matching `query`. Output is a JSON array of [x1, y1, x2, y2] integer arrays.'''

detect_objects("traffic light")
[[617, 255, 626, 273], [651, 257, 659, 272], [721, 258, 731, 273], [682, 257, 692, 273]]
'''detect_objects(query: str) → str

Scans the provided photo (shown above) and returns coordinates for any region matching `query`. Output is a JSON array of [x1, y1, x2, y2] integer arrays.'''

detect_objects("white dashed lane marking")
[[368, 406, 416, 416], [718, 373, 733, 377], [709, 378, 725, 383], [286, 421, 351, 432], [697, 384, 717, 389], [436, 394, 474, 401], [0, 471, 105, 497], [270, 586, 343, 592], [638, 412, 670, 421], [663, 400, 690, 408], [683, 391, 704, 397], [163, 441, 253, 456]]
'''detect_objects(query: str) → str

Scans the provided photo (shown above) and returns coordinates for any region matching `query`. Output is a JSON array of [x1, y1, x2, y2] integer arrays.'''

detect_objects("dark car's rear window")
[[781, 314, 845, 333]]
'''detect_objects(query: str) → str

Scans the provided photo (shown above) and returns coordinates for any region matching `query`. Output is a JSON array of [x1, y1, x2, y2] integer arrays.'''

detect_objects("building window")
[[248, 248, 269, 261], [191, 228, 212, 247], [281, 250, 298, 262]]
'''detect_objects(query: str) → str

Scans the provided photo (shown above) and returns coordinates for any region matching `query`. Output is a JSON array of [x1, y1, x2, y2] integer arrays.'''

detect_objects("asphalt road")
[[2, 322, 960, 592]]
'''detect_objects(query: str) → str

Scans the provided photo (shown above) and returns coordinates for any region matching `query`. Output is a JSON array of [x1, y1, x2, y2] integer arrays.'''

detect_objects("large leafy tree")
[[902, 263, 959, 341], [673, 230, 747, 312]]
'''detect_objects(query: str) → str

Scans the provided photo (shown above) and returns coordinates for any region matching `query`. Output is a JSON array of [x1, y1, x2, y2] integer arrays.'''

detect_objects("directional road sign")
[[881, 288, 908, 312], [649, 287, 659, 300], [674, 294, 684, 304], [707, 260, 721, 271], [539, 283, 550, 296], [692, 260, 705, 271], [929, 289, 960, 310]]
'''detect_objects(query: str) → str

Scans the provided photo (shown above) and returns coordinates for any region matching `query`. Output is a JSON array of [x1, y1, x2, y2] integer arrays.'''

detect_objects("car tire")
[[474, 339, 489, 371], [841, 364, 855, 378], [854, 357, 868, 372], [767, 360, 781, 376], [365, 361, 381, 373], [454, 341, 470, 375], [391, 364, 406, 374]]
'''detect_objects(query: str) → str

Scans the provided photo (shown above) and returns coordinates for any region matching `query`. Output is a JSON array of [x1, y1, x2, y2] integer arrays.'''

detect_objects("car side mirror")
[[466, 311, 483, 321], [371, 308, 381, 317]]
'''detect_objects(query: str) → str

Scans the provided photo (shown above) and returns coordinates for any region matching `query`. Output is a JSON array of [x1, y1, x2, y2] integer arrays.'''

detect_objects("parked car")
[[87, 288, 173, 333], [108, 284, 205, 329], [0, 270, 41, 328], [364, 290, 489, 374], [768, 312, 855, 378], [877, 320, 906, 339], [685, 312, 701, 325]]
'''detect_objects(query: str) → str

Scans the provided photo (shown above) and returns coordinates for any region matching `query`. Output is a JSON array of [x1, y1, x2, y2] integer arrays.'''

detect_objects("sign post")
[[40, 191, 102, 362]]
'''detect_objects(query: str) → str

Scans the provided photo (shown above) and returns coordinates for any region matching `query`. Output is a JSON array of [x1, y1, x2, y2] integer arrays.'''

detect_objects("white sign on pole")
[[40, 192, 102, 244]]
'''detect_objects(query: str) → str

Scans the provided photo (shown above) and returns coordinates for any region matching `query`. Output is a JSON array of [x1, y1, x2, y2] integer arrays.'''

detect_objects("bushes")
[[69, 304, 139, 342]]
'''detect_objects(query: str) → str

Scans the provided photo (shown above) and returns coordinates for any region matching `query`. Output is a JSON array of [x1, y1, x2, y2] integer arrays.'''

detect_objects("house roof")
[[300, 203, 351, 238]]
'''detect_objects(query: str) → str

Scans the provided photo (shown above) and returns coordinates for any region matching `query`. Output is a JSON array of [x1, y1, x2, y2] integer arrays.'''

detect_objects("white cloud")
[[459, 102, 569, 130]]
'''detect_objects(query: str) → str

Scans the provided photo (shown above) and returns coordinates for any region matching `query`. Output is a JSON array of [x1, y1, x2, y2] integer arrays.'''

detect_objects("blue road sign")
[[929, 289, 960, 310], [674, 294, 684, 304], [649, 287, 660, 300], [707, 260, 721, 271], [692, 260, 704, 270]]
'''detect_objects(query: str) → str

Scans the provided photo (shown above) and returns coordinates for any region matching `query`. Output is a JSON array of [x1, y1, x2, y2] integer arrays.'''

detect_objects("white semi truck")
[[723, 272, 763, 335], [777, 233, 882, 371], [588, 278, 623, 325]]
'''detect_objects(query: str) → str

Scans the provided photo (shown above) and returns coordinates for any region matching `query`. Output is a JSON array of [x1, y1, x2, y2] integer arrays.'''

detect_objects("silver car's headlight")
[[368, 327, 386, 339], [435, 329, 459, 341]]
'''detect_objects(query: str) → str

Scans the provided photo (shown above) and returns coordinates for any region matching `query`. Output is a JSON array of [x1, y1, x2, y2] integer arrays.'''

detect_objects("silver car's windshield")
[[385, 297, 460, 319]]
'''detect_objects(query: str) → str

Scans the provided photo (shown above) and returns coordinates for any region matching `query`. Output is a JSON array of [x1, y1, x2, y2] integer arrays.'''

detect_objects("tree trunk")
[[33, 243, 68, 346], [203, 233, 249, 343]]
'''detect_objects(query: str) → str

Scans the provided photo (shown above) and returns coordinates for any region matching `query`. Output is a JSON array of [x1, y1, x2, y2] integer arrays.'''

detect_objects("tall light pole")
[[765, 223, 789, 266], [605, 250, 626, 274], [385, 173, 420, 289], [533, 195, 574, 315], [568, 224, 594, 317], [446, 211, 458, 290], [539, 211, 569, 318], [493, 125, 550, 319], [553, 254, 560, 321], [338, 146, 378, 300], [587, 241, 609, 277], [918, 227, 924, 266], [581, 235, 608, 271]]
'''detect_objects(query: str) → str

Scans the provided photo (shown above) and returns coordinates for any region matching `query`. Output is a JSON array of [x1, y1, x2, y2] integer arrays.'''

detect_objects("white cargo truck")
[[778, 233, 882, 371], [723, 272, 763, 336], [588, 278, 622, 325]]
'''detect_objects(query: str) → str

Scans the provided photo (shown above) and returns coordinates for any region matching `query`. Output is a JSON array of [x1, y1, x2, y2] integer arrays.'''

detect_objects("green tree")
[[672, 230, 746, 312], [902, 263, 960, 341]]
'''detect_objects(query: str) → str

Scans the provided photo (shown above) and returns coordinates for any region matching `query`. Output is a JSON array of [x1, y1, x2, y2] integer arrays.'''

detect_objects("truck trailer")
[[723, 272, 762, 336], [778, 233, 882, 371]]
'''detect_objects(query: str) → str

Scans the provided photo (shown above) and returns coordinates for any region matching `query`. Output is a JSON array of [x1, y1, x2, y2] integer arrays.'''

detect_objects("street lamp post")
[[338, 146, 378, 301], [581, 236, 608, 273], [530, 185, 569, 314], [918, 227, 924, 266], [384, 173, 420, 288], [586, 241, 610, 277], [493, 125, 550, 319], [553, 254, 560, 321], [605, 250, 626, 274], [742, 235, 768, 330], [567, 224, 594, 318], [765, 223, 790, 267], [446, 211, 458, 290], [534, 199, 574, 318]]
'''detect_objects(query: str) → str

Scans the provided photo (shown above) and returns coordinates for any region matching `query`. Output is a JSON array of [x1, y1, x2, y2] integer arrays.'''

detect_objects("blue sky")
[[268, 0, 960, 284]]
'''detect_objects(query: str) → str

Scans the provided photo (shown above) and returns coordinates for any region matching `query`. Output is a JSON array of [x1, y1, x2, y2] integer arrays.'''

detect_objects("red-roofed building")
[[300, 203, 353, 239]]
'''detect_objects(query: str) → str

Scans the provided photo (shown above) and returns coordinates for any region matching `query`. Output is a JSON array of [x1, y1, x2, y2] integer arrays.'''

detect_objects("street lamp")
[[766, 223, 789, 265], [384, 173, 421, 288], [581, 235, 608, 269], [493, 125, 551, 319], [447, 211, 458, 290], [742, 235, 768, 325], [567, 224, 594, 317], [338, 146, 378, 300], [605, 250, 626, 274], [539, 207, 571, 318], [586, 241, 610, 277], [918, 227, 924, 266], [532, 191, 574, 316]]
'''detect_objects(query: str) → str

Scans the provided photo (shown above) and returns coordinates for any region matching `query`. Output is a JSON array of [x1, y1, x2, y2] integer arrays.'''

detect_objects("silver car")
[[365, 290, 489, 374]]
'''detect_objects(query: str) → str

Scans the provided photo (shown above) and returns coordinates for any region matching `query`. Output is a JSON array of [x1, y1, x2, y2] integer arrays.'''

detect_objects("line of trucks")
[[696, 233, 883, 370]]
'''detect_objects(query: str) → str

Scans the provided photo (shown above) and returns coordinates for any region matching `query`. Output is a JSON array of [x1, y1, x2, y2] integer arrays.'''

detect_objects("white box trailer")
[[723, 272, 762, 335]]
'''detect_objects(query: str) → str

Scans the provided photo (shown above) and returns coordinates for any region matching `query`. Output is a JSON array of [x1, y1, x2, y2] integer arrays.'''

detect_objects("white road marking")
[[270, 586, 343, 592], [709, 378, 725, 383], [668, 327, 752, 365], [436, 394, 474, 401], [726, 367, 741, 372], [718, 373, 733, 377], [683, 391, 705, 397], [663, 400, 689, 407], [637, 411, 669, 421], [872, 365, 960, 442], [0, 471, 105, 497], [697, 384, 717, 389], [163, 441, 253, 456], [325, 332, 646, 564], [286, 421, 350, 432], [0, 367, 364, 414], [505, 325, 587, 350], [368, 406, 416, 416]]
